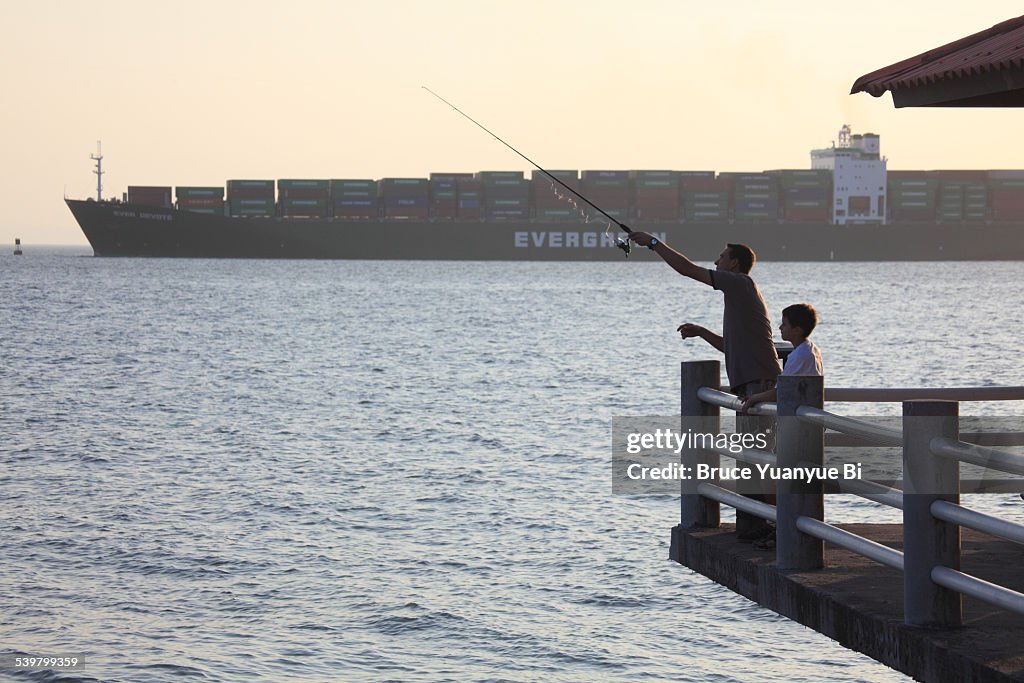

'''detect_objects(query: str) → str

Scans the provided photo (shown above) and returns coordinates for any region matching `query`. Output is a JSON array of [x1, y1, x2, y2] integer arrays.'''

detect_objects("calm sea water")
[[2, 247, 1023, 682]]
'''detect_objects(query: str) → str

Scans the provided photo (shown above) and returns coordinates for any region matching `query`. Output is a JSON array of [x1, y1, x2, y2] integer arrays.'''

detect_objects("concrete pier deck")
[[671, 524, 1024, 682]]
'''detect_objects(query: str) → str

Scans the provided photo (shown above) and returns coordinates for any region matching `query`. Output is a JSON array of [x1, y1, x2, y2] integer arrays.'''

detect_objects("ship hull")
[[66, 199, 1023, 261]]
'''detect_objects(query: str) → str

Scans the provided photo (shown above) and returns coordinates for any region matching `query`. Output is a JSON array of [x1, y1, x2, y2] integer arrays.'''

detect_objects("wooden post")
[[903, 400, 962, 627], [680, 361, 720, 528], [775, 375, 825, 570]]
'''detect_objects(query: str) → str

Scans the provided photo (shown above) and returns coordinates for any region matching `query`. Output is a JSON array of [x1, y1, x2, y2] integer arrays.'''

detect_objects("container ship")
[[66, 129, 1024, 261]]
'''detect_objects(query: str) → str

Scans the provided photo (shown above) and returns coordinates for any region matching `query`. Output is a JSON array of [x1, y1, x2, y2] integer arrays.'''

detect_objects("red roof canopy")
[[851, 15, 1024, 107]]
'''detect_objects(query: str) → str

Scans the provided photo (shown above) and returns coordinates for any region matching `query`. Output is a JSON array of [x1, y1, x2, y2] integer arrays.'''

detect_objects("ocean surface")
[[2, 247, 1023, 682]]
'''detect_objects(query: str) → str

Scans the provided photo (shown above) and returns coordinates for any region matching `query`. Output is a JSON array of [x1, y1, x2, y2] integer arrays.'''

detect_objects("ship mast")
[[91, 141, 104, 201]]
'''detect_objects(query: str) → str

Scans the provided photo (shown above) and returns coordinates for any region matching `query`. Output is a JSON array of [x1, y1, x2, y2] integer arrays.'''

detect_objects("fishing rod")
[[422, 86, 634, 256]]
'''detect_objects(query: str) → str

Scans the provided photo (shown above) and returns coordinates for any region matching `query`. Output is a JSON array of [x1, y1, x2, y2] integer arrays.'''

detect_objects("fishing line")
[[422, 86, 633, 256]]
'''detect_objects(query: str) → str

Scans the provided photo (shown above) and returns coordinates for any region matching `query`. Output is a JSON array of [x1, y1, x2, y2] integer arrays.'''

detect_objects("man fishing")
[[628, 233, 781, 541]]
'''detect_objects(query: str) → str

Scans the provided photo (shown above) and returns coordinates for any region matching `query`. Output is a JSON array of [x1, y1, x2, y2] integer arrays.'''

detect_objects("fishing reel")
[[616, 236, 631, 257]]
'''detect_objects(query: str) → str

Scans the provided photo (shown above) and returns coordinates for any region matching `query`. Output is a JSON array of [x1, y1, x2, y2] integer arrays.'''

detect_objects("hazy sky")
[[3, 1, 1023, 245]]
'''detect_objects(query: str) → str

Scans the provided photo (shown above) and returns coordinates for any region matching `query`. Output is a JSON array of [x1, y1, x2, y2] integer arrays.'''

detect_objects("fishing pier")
[[669, 360, 1024, 682]]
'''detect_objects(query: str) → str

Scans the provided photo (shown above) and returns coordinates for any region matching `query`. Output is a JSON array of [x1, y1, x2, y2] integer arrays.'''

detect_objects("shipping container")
[[228, 196, 275, 218], [379, 178, 429, 218], [535, 208, 580, 221], [783, 206, 831, 222], [579, 171, 630, 218], [532, 170, 580, 211], [430, 175, 459, 220], [127, 186, 172, 207], [680, 175, 731, 193], [929, 170, 988, 181], [177, 197, 224, 208], [477, 171, 525, 181], [988, 170, 1024, 180], [765, 169, 832, 183], [431, 172, 475, 181], [227, 179, 275, 199], [384, 208, 429, 220], [331, 179, 377, 195], [281, 197, 328, 218], [633, 172, 680, 220], [581, 170, 629, 181], [176, 186, 224, 199], [279, 179, 329, 200], [332, 197, 379, 219]]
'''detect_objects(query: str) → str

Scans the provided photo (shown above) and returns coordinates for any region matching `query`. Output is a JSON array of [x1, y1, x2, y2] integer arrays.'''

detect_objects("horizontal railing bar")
[[930, 500, 1024, 546], [715, 386, 1024, 401], [961, 432, 1024, 447], [795, 517, 905, 571], [796, 406, 903, 446], [825, 432, 1024, 447], [825, 387, 1024, 402], [931, 566, 1024, 617], [697, 386, 742, 410], [930, 437, 1024, 477], [696, 387, 776, 416], [693, 391, 1021, 449], [834, 478, 904, 510], [695, 482, 777, 522]]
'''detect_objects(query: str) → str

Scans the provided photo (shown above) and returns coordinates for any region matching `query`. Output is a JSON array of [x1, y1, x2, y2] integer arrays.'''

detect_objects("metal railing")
[[680, 359, 1024, 627]]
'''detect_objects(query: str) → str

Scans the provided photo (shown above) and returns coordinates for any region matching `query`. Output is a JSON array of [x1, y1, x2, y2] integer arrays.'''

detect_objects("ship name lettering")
[[514, 231, 603, 249], [138, 212, 172, 221]]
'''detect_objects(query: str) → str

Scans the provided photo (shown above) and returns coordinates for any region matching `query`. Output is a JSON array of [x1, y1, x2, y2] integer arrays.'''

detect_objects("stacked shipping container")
[[724, 173, 780, 222], [176, 187, 224, 215], [581, 171, 629, 221], [989, 170, 1024, 221], [631, 170, 680, 221], [134, 167, 1024, 225], [127, 186, 172, 208], [457, 177, 483, 220], [887, 172, 937, 222], [929, 171, 986, 222], [379, 178, 429, 219], [964, 181, 989, 221], [279, 180, 329, 218], [430, 173, 473, 220], [478, 172, 529, 220], [531, 170, 581, 221], [680, 173, 728, 223], [227, 180, 275, 217], [330, 180, 378, 219], [766, 170, 831, 222]]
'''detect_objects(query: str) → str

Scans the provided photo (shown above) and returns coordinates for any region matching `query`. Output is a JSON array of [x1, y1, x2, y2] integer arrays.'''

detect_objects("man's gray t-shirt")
[[709, 269, 781, 390]]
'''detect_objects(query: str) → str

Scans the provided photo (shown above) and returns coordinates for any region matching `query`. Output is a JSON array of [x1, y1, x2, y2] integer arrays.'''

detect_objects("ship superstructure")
[[811, 125, 887, 225]]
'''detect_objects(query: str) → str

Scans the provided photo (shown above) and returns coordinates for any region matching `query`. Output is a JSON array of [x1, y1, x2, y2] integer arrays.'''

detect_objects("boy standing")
[[740, 303, 823, 412]]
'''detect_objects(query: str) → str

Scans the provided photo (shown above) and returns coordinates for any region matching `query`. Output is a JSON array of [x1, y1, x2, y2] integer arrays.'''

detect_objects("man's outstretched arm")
[[629, 232, 712, 285]]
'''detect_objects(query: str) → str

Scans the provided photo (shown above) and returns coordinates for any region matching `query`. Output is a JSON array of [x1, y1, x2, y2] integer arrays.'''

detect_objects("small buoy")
[[13, 238, 22, 256]]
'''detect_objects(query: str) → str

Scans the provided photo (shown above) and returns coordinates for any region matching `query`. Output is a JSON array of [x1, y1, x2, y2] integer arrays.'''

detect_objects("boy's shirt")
[[782, 339, 823, 376]]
